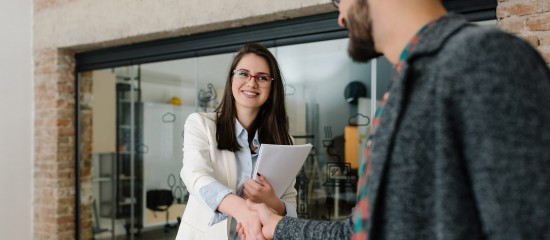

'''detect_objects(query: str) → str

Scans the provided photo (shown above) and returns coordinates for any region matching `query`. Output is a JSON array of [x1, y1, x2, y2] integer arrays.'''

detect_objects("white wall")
[[0, 1, 33, 240], [34, 0, 333, 51]]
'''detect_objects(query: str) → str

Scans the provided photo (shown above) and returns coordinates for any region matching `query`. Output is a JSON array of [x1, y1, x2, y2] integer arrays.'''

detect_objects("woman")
[[176, 43, 297, 240]]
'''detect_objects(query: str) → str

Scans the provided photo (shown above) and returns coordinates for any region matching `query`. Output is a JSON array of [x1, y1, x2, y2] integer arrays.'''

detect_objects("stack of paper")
[[252, 143, 313, 197]]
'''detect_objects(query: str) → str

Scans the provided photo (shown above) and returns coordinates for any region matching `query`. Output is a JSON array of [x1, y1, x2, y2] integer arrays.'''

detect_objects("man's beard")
[[347, 3, 382, 62]]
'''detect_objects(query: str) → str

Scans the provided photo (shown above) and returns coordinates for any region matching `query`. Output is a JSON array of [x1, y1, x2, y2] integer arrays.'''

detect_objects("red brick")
[[544, 0, 550, 11], [537, 32, 550, 46], [522, 34, 541, 47], [34, 47, 81, 239], [498, 16, 525, 33], [497, 0, 542, 18], [527, 13, 550, 31]]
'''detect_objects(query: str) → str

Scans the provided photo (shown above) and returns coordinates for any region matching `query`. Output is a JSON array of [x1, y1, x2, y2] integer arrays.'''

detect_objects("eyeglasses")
[[332, 0, 339, 8], [232, 69, 274, 88]]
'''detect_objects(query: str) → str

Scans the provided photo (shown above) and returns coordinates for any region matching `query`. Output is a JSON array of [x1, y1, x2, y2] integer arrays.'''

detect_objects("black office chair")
[[146, 189, 180, 233]]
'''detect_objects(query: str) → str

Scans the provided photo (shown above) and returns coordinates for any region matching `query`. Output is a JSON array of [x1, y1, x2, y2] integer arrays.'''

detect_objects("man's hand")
[[245, 199, 284, 239]]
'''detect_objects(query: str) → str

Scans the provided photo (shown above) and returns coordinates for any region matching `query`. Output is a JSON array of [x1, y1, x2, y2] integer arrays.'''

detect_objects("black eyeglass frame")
[[332, 0, 340, 8]]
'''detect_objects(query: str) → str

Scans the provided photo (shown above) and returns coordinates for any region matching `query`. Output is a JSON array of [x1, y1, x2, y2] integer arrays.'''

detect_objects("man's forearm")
[[274, 215, 354, 240]]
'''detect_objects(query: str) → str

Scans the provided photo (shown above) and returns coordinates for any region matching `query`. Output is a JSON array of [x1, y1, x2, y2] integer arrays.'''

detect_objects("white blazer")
[[176, 112, 297, 239]]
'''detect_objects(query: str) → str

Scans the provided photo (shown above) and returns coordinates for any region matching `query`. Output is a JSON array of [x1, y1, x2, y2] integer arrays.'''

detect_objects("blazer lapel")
[[222, 150, 238, 192]]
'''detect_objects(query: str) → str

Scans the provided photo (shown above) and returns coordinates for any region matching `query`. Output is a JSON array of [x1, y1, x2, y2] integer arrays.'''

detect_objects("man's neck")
[[377, 3, 447, 64]]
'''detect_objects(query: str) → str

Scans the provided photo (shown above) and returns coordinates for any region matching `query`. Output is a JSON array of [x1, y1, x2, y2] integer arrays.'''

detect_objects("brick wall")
[[34, 48, 76, 240], [33, 49, 93, 239], [497, 0, 550, 64]]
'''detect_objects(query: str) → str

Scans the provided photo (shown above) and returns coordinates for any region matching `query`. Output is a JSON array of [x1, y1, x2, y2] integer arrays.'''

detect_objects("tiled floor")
[[120, 227, 177, 240], [96, 226, 178, 240]]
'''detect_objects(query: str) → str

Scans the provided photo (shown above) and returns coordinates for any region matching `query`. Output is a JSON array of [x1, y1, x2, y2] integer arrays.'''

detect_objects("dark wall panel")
[[76, 1, 495, 71]]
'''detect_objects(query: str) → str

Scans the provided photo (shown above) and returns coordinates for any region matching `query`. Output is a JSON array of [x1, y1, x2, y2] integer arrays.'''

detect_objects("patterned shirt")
[[351, 22, 434, 240]]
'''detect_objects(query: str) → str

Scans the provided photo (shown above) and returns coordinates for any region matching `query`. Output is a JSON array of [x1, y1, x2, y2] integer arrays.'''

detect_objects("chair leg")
[[164, 210, 170, 233], [163, 208, 180, 233]]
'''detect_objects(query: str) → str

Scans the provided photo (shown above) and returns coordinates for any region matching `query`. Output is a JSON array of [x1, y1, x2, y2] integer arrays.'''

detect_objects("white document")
[[252, 143, 313, 197]]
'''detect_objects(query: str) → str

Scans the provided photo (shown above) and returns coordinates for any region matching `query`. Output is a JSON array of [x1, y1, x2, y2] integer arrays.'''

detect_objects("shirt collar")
[[398, 21, 432, 63], [401, 13, 468, 63], [394, 17, 440, 73], [234, 118, 260, 147]]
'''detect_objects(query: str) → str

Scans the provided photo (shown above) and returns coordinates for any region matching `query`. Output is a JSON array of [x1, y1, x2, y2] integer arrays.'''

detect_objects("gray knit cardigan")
[[274, 14, 550, 240]]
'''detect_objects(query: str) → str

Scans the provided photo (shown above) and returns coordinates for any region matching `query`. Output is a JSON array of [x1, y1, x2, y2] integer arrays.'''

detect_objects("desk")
[[144, 203, 185, 227]]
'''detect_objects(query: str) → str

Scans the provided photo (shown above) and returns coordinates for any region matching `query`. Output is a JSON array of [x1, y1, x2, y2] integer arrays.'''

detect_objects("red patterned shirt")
[[351, 21, 435, 240]]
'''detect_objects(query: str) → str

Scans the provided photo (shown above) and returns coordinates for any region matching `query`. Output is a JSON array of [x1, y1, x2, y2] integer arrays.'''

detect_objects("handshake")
[[235, 199, 284, 240], [217, 174, 290, 240]]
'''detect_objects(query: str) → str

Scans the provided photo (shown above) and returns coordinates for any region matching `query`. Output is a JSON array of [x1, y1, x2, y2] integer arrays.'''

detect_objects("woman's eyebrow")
[[237, 68, 270, 75], [256, 71, 271, 75]]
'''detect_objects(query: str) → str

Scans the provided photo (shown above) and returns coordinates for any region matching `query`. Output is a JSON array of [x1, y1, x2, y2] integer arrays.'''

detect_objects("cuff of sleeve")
[[282, 201, 297, 218], [198, 182, 233, 226], [208, 210, 229, 226], [274, 216, 294, 240]]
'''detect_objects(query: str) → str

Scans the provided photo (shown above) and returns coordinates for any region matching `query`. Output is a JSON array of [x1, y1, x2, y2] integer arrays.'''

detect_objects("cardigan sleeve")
[[273, 215, 354, 240]]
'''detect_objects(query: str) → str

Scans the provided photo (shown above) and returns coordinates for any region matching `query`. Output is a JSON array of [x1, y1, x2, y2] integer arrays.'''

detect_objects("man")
[[244, 0, 550, 239]]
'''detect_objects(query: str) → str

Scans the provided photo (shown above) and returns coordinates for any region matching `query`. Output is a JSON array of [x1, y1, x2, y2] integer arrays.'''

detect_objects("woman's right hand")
[[235, 208, 266, 240], [243, 174, 285, 215], [242, 199, 282, 240], [218, 194, 266, 240]]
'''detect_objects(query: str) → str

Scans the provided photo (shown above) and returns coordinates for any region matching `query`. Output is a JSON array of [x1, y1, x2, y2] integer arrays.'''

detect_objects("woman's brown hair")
[[215, 43, 293, 151]]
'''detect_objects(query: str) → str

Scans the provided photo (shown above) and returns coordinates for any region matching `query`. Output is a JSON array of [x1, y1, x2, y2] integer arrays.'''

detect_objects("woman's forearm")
[[218, 194, 248, 220]]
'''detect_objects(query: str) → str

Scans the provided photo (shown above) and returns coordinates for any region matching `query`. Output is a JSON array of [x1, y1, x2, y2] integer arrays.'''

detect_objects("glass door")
[[80, 65, 144, 240], [138, 58, 198, 232]]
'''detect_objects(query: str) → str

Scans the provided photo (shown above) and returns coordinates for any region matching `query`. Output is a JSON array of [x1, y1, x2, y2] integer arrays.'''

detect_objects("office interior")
[[81, 21, 496, 240], [86, 38, 388, 240]]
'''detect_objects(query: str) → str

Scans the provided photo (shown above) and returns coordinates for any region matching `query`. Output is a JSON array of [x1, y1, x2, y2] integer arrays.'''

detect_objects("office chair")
[[146, 189, 180, 233]]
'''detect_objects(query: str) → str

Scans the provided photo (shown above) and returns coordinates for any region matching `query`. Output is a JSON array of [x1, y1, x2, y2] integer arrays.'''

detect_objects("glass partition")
[[139, 59, 193, 232], [273, 39, 393, 219], [80, 38, 394, 239]]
